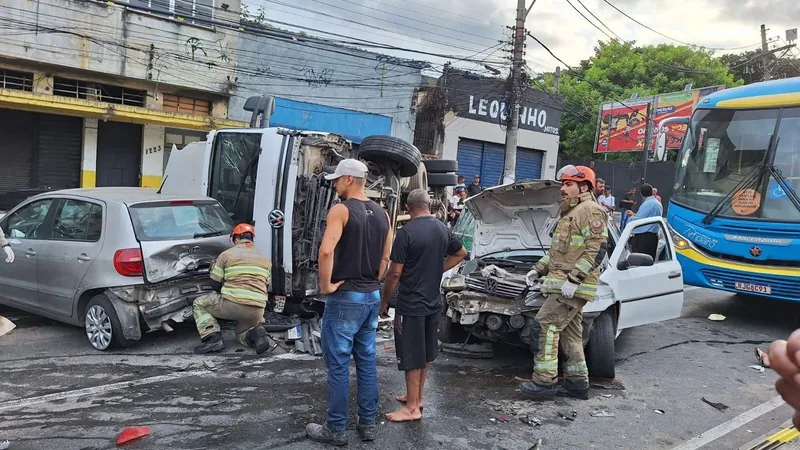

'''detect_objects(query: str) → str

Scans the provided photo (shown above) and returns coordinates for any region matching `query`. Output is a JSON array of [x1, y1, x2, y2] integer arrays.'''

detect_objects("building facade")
[[229, 34, 426, 144], [414, 69, 562, 185], [0, 0, 247, 193]]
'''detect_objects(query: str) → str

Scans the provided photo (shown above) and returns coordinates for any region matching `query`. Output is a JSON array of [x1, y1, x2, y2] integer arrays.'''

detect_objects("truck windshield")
[[672, 107, 800, 222], [208, 132, 261, 224]]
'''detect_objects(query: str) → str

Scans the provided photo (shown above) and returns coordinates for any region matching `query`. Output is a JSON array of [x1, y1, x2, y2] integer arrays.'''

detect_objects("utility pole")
[[502, 0, 534, 185], [761, 24, 771, 81], [641, 102, 653, 183], [553, 66, 561, 93]]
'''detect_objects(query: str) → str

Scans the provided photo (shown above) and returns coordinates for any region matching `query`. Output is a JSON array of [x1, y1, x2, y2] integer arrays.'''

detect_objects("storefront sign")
[[444, 72, 562, 136]]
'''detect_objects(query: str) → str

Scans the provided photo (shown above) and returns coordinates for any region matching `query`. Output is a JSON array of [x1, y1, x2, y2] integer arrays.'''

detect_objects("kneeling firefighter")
[[193, 223, 274, 354], [520, 165, 609, 400]]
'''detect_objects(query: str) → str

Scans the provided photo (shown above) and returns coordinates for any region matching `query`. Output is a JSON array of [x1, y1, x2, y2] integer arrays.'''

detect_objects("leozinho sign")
[[467, 95, 558, 134]]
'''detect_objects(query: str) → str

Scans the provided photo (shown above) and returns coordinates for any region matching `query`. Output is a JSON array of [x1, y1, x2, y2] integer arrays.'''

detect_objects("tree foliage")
[[718, 49, 800, 85], [533, 41, 743, 159]]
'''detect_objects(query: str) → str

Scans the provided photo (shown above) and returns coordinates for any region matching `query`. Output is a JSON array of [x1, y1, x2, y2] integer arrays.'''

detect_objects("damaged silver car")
[[0, 188, 234, 350], [441, 180, 685, 379]]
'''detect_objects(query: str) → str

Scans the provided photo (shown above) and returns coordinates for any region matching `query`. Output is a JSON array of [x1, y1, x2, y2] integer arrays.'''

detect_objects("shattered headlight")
[[441, 274, 467, 292]]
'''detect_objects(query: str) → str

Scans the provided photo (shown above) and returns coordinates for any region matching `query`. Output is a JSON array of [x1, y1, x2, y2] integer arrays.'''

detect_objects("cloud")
[[251, 0, 798, 73]]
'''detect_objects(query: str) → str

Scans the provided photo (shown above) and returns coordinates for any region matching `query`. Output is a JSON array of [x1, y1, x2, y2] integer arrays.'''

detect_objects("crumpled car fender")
[[104, 290, 142, 341]]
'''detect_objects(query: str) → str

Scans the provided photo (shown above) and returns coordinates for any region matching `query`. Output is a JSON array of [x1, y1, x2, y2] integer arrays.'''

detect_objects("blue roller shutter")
[[457, 138, 544, 187]]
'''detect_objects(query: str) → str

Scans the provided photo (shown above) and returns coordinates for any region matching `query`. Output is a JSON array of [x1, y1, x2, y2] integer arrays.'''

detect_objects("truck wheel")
[[84, 294, 137, 351], [427, 173, 459, 187], [585, 310, 615, 379], [438, 306, 468, 343], [423, 159, 459, 173], [358, 135, 421, 178]]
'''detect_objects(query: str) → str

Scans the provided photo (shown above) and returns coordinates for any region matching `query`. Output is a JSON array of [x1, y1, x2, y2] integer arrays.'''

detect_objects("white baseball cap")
[[325, 159, 369, 180]]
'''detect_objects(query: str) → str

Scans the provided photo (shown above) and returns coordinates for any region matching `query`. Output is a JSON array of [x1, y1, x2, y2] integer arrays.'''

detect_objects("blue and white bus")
[[667, 77, 800, 301]]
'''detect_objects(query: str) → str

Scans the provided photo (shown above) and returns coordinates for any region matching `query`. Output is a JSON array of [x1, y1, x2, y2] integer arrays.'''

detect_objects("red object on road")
[[117, 426, 151, 445]]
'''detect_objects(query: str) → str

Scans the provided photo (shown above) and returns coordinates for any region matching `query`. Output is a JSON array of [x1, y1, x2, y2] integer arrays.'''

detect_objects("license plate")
[[734, 282, 772, 294]]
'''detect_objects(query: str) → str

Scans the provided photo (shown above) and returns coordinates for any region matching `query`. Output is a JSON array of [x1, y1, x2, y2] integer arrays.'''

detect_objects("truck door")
[[161, 140, 212, 197]]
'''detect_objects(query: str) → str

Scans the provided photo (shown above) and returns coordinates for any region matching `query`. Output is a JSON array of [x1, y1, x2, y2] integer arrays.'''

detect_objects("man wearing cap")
[[467, 174, 483, 197], [306, 159, 393, 446], [521, 165, 608, 401]]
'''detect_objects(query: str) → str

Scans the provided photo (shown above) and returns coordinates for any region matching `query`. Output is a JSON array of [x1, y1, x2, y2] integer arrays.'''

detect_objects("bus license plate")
[[734, 282, 772, 295]]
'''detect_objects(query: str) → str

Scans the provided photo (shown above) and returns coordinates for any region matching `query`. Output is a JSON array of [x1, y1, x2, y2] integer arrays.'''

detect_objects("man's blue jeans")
[[321, 290, 381, 432]]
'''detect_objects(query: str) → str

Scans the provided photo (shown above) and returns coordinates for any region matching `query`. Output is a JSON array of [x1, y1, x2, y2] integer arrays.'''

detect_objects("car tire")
[[585, 310, 616, 379], [427, 173, 459, 187], [358, 135, 422, 178], [84, 294, 137, 351], [423, 159, 459, 174], [438, 306, 468, 343]]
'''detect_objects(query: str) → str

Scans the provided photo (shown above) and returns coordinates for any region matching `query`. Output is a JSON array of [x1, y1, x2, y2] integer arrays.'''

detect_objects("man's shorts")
[[394, 312, 439, 371]]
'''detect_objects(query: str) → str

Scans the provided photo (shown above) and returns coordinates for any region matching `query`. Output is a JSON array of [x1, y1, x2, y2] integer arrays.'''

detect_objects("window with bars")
[[161, 94, 211, 116], [52, 77, 146, 107], [128, 0, 214, 23], [0, 69, 33, 92]]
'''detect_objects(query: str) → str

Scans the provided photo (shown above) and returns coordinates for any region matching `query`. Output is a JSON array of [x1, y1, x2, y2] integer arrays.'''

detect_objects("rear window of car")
[[128, 200, 234, 241]]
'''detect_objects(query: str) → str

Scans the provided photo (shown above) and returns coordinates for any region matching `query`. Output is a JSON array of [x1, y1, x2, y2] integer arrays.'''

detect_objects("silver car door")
[[37, 199, 104, 318], [0, 198, 56, 310]]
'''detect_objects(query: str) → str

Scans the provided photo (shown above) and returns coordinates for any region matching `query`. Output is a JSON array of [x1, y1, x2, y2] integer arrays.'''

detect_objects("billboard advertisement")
[[595, 85, 725, 153]]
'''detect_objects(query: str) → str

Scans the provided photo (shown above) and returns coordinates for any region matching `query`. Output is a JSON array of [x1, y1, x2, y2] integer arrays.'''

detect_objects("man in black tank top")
[[306, 159, 393, 446]]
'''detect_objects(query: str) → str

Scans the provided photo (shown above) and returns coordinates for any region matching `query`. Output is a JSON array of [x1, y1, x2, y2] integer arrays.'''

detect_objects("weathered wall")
[[0, 0, 240, 94], [229, 35, 424, 143]]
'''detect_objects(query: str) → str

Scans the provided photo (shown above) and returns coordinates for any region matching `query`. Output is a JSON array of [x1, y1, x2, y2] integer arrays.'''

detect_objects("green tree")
[[533, 41, 742, 159], [719, 49, 800, 85]]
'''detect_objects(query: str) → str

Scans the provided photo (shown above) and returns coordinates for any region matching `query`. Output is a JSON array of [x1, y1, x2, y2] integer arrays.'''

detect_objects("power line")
[[565, 0, 617, 42]]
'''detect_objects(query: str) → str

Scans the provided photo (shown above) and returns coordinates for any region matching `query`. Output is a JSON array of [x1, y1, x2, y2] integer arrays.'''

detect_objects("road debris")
[[237, 372, 247, 379], [654, 409, 665, 415], [589, 410, 615, 417], [441, 342, 494, 359], [0, 440, 9, 449], [0, 316, 15, 338], [485, 399, 543, 426], [701, 397, 729, 411], [519, 415, 542, 427], [558, 411, 576, 421], [529, 438, 542, 450], [203, 360, 217, 371], [749, 364, 766, 373], [708, 314, 726, 322], [116, 426, 151, 445], [498, 416, 509, 423]]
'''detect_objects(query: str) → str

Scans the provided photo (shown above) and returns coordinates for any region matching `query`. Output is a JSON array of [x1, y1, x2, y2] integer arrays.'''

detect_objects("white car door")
[[600, 216, 684, 330]]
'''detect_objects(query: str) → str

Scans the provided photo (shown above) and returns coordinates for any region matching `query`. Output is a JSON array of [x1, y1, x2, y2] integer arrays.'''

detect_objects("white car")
[[441, 180, 684, 379]]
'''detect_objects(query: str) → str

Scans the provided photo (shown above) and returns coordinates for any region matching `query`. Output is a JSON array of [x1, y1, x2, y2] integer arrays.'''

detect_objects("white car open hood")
[[465, 180, 562, 258]]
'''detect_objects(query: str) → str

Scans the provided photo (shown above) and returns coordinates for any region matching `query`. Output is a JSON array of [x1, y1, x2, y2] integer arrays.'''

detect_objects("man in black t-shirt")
[[619, 186, 638, 229], [381, 189, 467, 422], [467, 174, 483, 197]]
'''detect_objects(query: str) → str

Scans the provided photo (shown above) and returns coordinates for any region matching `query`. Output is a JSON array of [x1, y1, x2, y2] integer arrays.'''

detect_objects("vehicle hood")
[[140, 236, 232, 284], [465, 180, 561, 258]]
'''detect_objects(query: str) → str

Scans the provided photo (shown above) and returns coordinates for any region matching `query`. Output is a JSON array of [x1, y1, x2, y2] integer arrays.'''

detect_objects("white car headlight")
[[441, 274, 467, 292]]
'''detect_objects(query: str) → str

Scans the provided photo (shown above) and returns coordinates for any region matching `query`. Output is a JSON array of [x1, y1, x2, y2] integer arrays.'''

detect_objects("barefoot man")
[[381, 189, 467, 422]]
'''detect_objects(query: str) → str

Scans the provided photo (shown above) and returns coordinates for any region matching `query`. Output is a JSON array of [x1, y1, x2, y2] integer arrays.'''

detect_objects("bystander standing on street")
[[597, 186, 615, 214], [625, 183, 663, 259], [306, 159, 393, 446], [653, 187, 662, 203], [381, 189, 466, 422], [447, 187, 467, 229], [454, 175, 466, 190], [467, 175, 484, 197], [594, 178, 606, 198], [619, 186, 637, 229]]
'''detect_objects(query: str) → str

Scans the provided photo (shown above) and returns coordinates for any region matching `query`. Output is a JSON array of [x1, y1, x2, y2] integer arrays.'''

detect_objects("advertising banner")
[[594, 85, 725, 153]]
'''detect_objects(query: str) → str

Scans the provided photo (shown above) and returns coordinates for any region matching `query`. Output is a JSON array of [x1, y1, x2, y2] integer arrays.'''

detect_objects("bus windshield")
[[672, 107, 800, 222]]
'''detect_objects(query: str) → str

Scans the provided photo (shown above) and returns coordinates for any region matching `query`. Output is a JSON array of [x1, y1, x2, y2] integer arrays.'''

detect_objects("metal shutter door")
[[36, 113, 83, 189], [456, 139, 484, 181], [482, 142, 505, 186], [516, 147, 544, 181], [0, 109, 35, 193]]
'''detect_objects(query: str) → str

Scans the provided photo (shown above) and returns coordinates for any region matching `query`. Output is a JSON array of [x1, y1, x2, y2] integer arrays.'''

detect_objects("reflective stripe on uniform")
[[570, 235, 585, 246], [224, 265, 271, 279], [563, 361, 588, 376], [211, 265, 224, 281], [542, 278, 598, 299], [575, 258, 593, 274], [535, 358, 559, 371], [581, 225, 608, 239], [543, 324, 557, 361], [221, 287, 267, 302]]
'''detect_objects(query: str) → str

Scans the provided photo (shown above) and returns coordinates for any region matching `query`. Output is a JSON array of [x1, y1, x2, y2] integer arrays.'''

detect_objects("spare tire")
[[427, 172, 459, 187], [423, 159, 458, 174], [358, 135, 421, 178]]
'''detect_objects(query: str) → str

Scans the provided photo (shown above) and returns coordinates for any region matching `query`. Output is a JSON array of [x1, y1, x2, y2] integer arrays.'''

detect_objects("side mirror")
[[616, 252, 655, 270]]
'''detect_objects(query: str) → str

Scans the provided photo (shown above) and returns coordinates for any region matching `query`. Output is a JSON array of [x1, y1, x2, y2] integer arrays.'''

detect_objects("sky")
[[251, 0, 800, 76]]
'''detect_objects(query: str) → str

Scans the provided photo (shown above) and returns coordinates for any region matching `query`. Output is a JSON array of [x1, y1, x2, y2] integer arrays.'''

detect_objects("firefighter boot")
[[557, 379, 590, 400], [519, 381, 559, 397], [194, 332, 224, 354], [246, 326, 273, 355]]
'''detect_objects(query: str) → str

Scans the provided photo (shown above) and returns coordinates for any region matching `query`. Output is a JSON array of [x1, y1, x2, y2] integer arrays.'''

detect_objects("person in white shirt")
[[597, 186, 615, 214], [448, 187, 467, 228]]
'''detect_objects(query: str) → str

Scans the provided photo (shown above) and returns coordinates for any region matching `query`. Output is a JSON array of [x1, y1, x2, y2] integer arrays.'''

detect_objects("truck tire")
[[423, 159, 459, 174], [585, 310, 616, 379], [358, 135, 421, 178], [427, 173, 459, 187], [84, 294, 137, 351]]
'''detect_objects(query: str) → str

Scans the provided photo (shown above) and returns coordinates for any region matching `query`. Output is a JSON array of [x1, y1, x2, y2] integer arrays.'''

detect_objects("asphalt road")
[[0, 287, 798, 450]]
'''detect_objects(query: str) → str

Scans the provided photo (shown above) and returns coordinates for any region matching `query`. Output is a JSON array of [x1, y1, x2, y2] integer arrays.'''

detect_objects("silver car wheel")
[[85, 305, 113, 350]]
